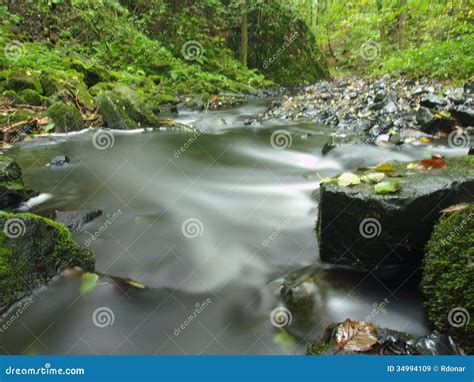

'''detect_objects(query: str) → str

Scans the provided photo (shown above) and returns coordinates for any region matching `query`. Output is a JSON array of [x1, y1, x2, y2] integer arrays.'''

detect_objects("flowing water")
[[1, 100, 464, 355]]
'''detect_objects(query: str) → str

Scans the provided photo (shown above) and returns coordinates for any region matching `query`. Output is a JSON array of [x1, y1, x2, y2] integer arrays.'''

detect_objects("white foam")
[[18, 193, 53, 211]]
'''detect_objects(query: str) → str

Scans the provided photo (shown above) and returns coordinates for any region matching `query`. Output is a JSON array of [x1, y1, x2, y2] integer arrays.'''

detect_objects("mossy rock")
[[88, 82, 115, 97], [39, 73, 64, 97], [421, 204, 474, 354], [69, 60, 111, 88], [5, 72, 43, 94], [2, 90, 26, 106], [95, 86, 160, 129], [0, 110, 37, 127], [0, 155, 31, 210], [0, 212, 95, 310], [46, 101, 84, 133], [18, 89, 44, 106]]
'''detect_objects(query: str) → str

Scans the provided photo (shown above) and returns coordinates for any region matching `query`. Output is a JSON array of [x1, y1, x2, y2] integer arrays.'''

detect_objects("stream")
[[3, 99, 465, 355]]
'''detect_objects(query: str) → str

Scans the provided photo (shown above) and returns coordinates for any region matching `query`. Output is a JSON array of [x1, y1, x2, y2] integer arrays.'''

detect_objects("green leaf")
[[43, 123, 55, 133], [374, 180, 401, 195], [80, 272, 99, 295], [337, 173, 361, 187], [273, 329, 296, 352]]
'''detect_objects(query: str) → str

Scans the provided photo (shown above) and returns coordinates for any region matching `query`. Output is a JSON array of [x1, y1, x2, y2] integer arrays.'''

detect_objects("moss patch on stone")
[[0, 212, 95, 310], [46, 101, 84, 133], [421, 204, 474, 354]]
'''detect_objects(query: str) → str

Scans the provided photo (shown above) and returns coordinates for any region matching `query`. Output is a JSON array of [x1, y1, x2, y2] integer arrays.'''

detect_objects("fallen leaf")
[[360, 163, 395, 173], [374, 180, 401, 194], [320, 177, 335, 184], [80, 272, 99, 295], [406, 163, 418, 170], [360, 172, 385, 184], [334, 319, 379, 353], [337, 173, 361, 187], [441, 203, 470, 215], [419, 137, 430, 143], [386, 172, 405, 178], [417, 159, 448, 170]]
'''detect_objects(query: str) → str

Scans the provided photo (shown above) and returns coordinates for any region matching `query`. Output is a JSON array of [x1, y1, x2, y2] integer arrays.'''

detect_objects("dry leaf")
[[337, 173, 361, 187], [441, 203, 470, 215], [417, 159, 448, 170], [334, 319, 379, 353]]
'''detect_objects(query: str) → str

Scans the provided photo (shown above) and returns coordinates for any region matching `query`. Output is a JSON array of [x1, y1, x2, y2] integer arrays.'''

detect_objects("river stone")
[[0, 212, 95, 310], [0, 155, 31, 211], [317, 156, 474, 274], [50, 210, 103, 232], [420, 94, 449, 109], [47, 155, 70, 168], [306, 325, 460, 355], [46, 101, 85, 133], [450, 106, 474, 127]]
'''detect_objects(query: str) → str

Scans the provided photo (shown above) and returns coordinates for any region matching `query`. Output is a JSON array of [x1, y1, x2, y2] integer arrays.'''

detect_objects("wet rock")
[[47, 155, 70, 168], [0, 212, 95, 310], [0, 155, 32, 211], [416, 107, 435, 127], [448, 95, 465, 105], [46, 101, 84, 133], [306, 324, 460, 355], [450, 106, 474, 127], [420, 94, 449, 109], [317, 156, 474, 274], [96, 86, 160, 129], [50, 210, 103, 232], [464, 81, 473, 95]]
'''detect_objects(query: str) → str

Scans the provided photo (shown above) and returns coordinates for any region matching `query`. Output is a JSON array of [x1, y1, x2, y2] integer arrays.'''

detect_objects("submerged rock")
[[0, 155, 31, 210], [0, 212, 95, 310], [47, 155, 71, 168], [50, 210, 103, 232], [317, 156, 474, 274], [421, 204, 474, 354]]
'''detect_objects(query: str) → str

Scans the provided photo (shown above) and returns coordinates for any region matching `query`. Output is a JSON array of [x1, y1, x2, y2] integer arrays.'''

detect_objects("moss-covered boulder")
[[0, 212, 95, 310], [0, 155, 31, 210], [421, 204, 474, 354], [5, 72, 43, 94], [317, 156, 474, 274], [39, 73, 64, 97], [95, 86, 160, 129], [46, 101, 84, 133], [69, 60, 111, 88], [18, 89, 44, 106], [0, 110, 36, 127]]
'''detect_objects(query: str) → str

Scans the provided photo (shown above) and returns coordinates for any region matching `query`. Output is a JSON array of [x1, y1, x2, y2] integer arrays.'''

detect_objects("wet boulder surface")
[[0, 212, 95, 311], [0, 154, 32, 210], [317, 156, 474, 274], [50, 209, 103, 232]]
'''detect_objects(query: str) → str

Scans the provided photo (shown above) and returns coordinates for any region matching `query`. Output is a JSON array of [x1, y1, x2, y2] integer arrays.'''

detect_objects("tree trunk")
[[376, 0, 385, 40], [398, 0, 407, 49], [240, 0, 248, 67]]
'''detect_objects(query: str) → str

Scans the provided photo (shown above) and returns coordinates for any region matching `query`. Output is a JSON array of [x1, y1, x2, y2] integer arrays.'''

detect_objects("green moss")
[[0, 109, 37, 127], [0, 212, 95, 310], [5, 72, 43, 94], [2, 90, 26, 106], [45, 101, 84, 133], [19, 89, 44, 106], [421, 204, 474, 354]]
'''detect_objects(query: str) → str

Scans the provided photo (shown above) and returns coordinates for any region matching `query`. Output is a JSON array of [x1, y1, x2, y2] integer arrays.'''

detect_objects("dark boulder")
[[450, 106, 474, 127], [0, 212, 95, 310], [317, 156, 474, 274], [416, 107, 434, 127], [0, 155, 31, 210]]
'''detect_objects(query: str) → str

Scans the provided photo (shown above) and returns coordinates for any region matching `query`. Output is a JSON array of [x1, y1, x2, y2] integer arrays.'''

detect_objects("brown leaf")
[[334, 319, 379, 353], [441, 203, 470, 215], [416, 159, 448, 170]]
